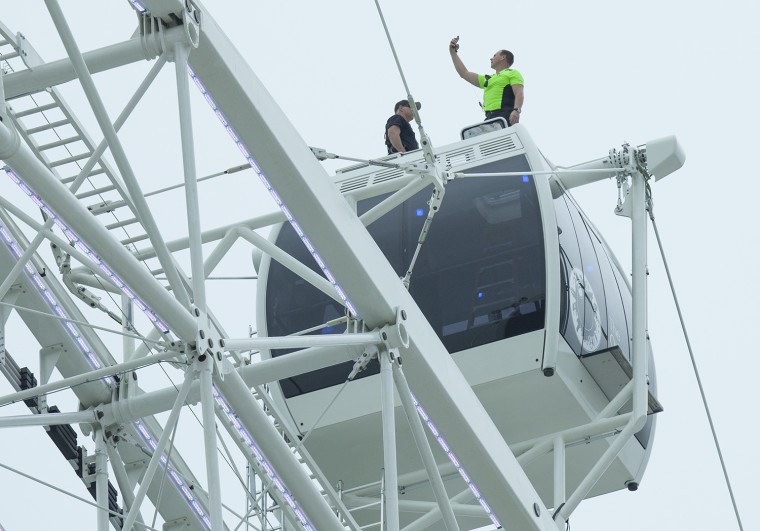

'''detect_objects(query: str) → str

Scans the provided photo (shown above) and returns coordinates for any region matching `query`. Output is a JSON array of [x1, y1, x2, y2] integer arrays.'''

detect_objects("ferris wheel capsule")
[[257, 123, 662, 527]]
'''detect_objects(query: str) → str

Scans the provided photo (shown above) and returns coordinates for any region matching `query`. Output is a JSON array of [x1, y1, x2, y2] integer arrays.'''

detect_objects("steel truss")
[[0, 1, 683, 530]]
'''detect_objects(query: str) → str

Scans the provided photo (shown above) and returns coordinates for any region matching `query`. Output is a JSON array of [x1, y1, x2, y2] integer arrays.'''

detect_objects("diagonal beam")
[[189, 5, 556, 529], [0, 56, 166, 302], [121, 367, 195, 531], [392, 363, 460, 531], [0, 125, 196, 339], [44, 0, 192, 310]]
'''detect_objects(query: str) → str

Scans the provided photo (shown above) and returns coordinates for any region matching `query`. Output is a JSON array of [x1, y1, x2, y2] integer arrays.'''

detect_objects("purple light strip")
[[0, 217, 113, 387], [186, 66, 358, 317], [412, 393, 502, 528], [212, 386, 315, 531], [4, 167, 171, 334], [126, 0, 147, 14], [133, 420, 212, 530]]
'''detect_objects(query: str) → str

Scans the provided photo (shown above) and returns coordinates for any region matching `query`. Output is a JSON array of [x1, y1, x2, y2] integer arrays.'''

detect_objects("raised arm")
[[449, 37, 480, 88]]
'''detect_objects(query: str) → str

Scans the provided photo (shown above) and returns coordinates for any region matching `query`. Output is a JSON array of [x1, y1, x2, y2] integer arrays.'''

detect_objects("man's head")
[[490, 49, 514, 71], [394, 99, 422, 122]]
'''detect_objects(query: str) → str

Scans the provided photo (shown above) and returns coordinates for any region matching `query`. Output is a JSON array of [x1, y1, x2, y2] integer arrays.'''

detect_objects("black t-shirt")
[[384, 115, 419, 154]]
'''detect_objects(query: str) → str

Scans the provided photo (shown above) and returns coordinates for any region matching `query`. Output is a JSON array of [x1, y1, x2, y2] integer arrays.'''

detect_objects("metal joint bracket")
[[379, 307, 410, 352], [162, 517, 189, 531], [607, 143, 631, 170], [181, 1, 201, 49], [0, 284, 23, 326], [193, 307, 225, 378], [614, 174, 632, 219], [16, 32, 43, 67], [39, 343, 65, 388], [139, 16, 190, 60], [403, 162, 436, 178], [350, 308, 408, 379], [349, 344, 377, 380], [80, 446, 97, 485]]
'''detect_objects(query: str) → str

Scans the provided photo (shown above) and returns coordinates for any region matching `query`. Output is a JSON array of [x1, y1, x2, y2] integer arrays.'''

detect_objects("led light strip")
[[127, 0, 147, 14], [133, 420, 213, 530], [4, 167, 171, 334], [0, 218, 114, 387], [187, 67, 358, 317], [412, 394, 502, 528], [212, 386, 315, 531]]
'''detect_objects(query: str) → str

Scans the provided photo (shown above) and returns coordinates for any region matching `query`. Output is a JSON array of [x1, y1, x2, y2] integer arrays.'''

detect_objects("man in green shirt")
[[449, 36, 524, 126]]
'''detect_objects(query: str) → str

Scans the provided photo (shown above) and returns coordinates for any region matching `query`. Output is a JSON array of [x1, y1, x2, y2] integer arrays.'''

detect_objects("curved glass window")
[[554, 190, 655, 448], [266, 154, 545, 397]]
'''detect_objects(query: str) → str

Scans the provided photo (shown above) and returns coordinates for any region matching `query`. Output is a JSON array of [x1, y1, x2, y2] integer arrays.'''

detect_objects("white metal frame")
[[0, 2, 682, 530]]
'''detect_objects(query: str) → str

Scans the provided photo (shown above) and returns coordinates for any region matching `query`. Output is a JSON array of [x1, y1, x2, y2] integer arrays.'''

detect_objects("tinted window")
[[554, 190, 655, 448], [556, 196, 584, 355], [266, 155, 546, 397]]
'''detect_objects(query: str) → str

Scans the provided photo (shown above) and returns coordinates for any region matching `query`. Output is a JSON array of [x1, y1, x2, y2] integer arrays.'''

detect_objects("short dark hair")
[[499, 49, 514, 67]]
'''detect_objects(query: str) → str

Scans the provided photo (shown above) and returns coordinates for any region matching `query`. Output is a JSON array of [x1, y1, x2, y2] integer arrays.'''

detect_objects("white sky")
[[0, 1, 758, 530]]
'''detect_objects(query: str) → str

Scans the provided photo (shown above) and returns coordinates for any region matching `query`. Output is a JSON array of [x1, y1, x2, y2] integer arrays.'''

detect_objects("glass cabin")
[[257, 124, 659, 525]]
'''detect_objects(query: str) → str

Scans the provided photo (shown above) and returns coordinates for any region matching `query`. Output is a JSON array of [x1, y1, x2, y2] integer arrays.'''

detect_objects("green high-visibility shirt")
[[478, 69, 524, 111]]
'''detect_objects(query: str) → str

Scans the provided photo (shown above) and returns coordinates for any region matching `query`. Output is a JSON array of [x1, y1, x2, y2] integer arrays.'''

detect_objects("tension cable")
[[647, 184, 745, 531]]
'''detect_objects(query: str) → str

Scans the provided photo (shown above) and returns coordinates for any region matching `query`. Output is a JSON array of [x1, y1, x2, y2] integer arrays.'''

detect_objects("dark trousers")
[[485, 109, 514, 126]]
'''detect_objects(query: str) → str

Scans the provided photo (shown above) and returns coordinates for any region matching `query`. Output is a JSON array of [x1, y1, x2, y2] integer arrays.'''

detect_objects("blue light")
[[586, 264, 594, 273], [322, 326, 333, 333], [416, 208, 424, 217], [477, 291, 484, 300], [522, 175, 529, 183]]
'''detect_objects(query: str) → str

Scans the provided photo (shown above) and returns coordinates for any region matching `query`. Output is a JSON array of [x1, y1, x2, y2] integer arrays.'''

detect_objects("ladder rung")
[[26, 119, 70, 134], [50, 152, 93, 168], [120, 233, 150, 245], [38, 136, 82, 151], [106, 217, 138, 230], [150, 267, 164, 276], [0, 40, 9, 47], [14, 102, 60, 118], [76, 184, 116, 200], [61, 167, 105, 184], [0, 51, 19, 61]]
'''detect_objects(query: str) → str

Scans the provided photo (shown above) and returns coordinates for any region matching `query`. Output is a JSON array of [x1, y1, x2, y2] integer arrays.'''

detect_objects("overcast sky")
[[0, 1, 758, 530]]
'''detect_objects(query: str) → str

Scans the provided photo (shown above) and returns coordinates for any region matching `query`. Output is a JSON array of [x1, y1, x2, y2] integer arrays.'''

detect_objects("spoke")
[[174, 42, 206, 313]]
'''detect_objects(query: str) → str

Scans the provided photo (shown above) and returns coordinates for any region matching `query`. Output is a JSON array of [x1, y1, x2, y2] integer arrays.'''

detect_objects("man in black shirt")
[[384, 100, 421, 154]]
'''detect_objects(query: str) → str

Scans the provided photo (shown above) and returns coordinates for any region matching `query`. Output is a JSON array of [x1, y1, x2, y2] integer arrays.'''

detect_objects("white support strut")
[[188, 6, 557, 528], [380, 350, 400, 530]]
